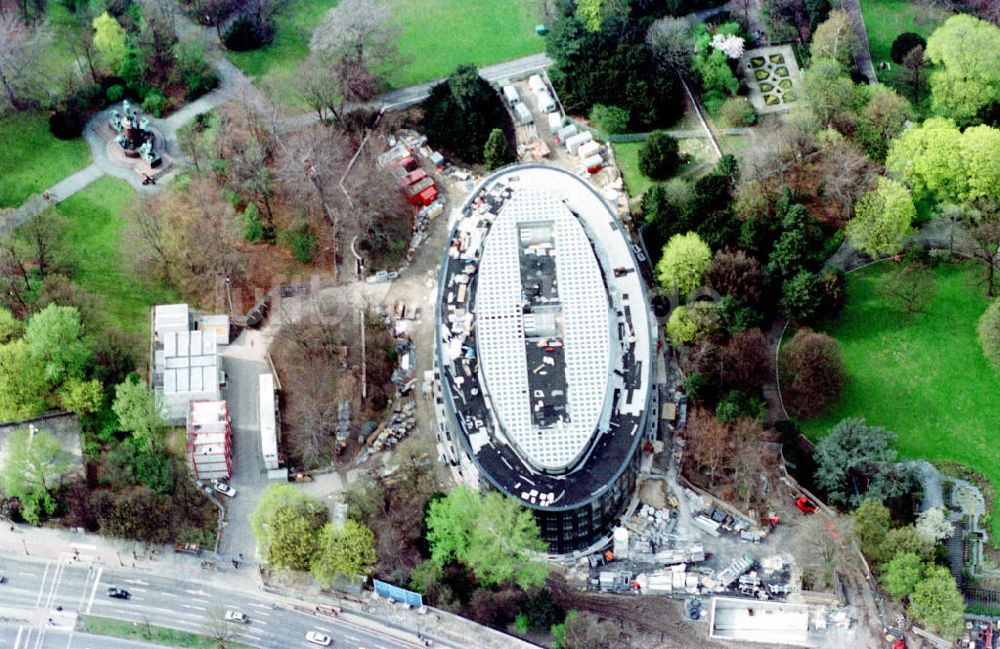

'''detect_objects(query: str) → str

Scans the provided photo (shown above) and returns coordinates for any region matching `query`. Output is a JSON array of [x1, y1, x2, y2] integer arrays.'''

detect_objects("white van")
[[502, 85, 520, 107]]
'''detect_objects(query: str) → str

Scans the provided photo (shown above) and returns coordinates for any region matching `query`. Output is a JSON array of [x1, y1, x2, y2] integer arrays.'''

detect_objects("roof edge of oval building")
[[433, 164, 660, 554]]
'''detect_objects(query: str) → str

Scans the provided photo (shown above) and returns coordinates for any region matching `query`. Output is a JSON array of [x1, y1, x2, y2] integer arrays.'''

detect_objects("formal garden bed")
[[742, 45, 803, 114]]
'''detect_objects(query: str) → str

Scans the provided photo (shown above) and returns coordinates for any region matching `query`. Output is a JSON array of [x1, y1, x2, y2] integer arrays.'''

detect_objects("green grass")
[[51, 177, 177, 331], [228, 0, 545, 98], [388, 0, 544, 87], [801, 261, 1000, 541], [77, 615, 253, 649], [613, 138, 720, 199], [0, 113, 91, 208], [227, 0, 339, 85]]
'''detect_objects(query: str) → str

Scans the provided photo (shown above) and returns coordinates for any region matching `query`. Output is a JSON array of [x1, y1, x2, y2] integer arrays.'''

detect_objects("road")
[[0, 555, 441, 649]]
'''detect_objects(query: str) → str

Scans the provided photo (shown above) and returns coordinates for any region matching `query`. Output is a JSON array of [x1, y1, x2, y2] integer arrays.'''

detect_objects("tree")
[[881, 262, 935, 315], [720, 329, 772, 391], [802, 58, 856, 126], [915, 508, 954, 543], [924, 15, 1000, 124], [426, 486, 548, 589], [638, 131, 681, 180], [852, 500, 891, 561], [0, 340, 50, 422], [891, 32, 926, 64], [979, 299, 1000, 369], [780, 271, 823, 323], [809, 10, 858, 67], [24, 305, 91, 386], [881, 552, 926, 601], [204, 606, 238, 649], [575, 0, 626, 32], [250, 484, 328, 569], [856, 88, 912, 162], [882, 525, 935, 563], [0, 427, 69, 523], [779, 328, 845, 419], [589, 104, 630, 134], [92, 12, 127, 73], [816, 138, 879, 222], [0, 15, 51, 112], [0, 308, 20, 344], [814, 417, 897, 507], [310, 519, 377, 585], [908, 565, 966, 639], [423, 64, 508, 163], [563, 610, 624, 649], [483, 128, 513, 171], [656, 232, 711, 297], [957, 199, 1000, 297], [886, 117, 967, 204], [847, 177, 915, 257], [705, 249, 764, 307], [646, 16, 692, 72], [99, 486, 173, 544], [57, 378, 103, 416], [901, 45, 926, 106], [684, 409, 728, 485], [112, 378, 166, 448]]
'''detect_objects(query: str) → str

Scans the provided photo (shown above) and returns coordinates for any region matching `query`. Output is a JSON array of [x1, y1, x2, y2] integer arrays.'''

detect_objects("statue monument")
[[109, 99, 161, 167]]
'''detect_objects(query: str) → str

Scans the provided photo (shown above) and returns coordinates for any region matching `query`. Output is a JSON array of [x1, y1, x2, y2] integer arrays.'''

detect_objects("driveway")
[[219, 352, 269, 560]]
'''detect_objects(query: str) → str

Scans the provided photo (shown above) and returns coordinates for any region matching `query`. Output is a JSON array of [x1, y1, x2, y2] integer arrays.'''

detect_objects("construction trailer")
[[556, 124, 577, 144], [536, 91, 557, 113], [528, 74, 547, 95], [565, 131, 594, 155], [403, 177, 439, 206], [514, 102, 533, 125], [187, 400, 231, 480], [578, 140, 601, 159], [502, 85, 521, 107], [259, 373, 279, 472]]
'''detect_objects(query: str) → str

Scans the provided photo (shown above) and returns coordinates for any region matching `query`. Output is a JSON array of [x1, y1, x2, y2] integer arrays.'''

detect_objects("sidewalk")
[[0, 522, 255, 591]]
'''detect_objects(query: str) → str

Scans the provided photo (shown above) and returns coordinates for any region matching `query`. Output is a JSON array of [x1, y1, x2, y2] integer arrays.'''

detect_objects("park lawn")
[[801, 261, 1000, 542], [227, 0, 339, 90], [52, 177, 177, 331], [614, 138, 718, 200], [387, 0, 544, 87], [0, 114, 91, 208], [77, 615, 253, 649], [859, 0, 947, 68]]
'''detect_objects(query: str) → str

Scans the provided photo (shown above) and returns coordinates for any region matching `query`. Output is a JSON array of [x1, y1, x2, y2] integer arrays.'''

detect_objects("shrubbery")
[[224, 14, 271, 51], [638, 130, 681, 179]]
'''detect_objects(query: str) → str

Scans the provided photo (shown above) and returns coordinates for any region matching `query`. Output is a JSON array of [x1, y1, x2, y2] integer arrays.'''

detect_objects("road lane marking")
[[161, 592, 178, 598], [184, 589, 210, 596], [122, 579, 149, 586], [33, 563, 51, 608], [85, 568, 102, 614], [181, 604, 206, 611], [12, 626, 23, 649]]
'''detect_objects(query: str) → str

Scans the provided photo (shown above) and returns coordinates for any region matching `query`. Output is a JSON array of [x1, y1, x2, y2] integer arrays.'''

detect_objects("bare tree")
[[309, 0, 399, 72], [0, 14, 51, 112], [816, 139, 879, 224], [0, 230, 31, 316], [204, 605, 237, 648], [646, 16, 693, 73], [880, 261, 935, 315], [957, 199, 1000, 297], [901, 45, 926, 106], [295, 52, 378, 128], [18, 208, 70, 280], [684, 408, 728, 487]]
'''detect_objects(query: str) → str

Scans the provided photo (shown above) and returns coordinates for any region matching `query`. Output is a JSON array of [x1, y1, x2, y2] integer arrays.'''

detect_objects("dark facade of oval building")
[[433, 165, 659, 555]]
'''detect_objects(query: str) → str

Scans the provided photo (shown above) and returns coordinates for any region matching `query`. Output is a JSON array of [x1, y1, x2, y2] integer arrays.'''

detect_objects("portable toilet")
[[556, 124, 578, 144], [578, 140, 601, 159], [514, 102, 533, 125], [528, 74, 546, 95], [547, 112, 563, 132], [502, 85, 521, 107], [565, 131, 594, 155], [583, 154, 604, 173], [536, 91, 557, 113]]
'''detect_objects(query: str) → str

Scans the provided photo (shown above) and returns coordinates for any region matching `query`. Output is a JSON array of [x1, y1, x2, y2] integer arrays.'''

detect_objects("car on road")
[[305, 631, 332, 646], [224, 610, 249, 623], [213, 481, 237, 498], [106, 587, 130, 600]]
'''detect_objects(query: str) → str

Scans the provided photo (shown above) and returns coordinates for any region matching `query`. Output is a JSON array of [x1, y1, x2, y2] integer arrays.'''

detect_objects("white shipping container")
[[582, 154, 603, 172], [578, 140, 601, 159], [564, 131, 593, 155], [547, 111, 563, 132], [556, 124, 577, 143], [528, 74, 546, 95], [502, 85, 520, 107], [536, 91, 556, 113], [514, 102, 533, 125]]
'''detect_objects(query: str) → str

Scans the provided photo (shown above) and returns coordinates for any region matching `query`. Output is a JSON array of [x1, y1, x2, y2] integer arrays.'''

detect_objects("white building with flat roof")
[[151, 304, 224, 423], [187, 400, 231, 480]]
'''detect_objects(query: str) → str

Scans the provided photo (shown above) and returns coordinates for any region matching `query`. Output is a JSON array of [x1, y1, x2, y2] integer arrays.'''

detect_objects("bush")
[[423, 64, 508, 163], [243, 203, 265, 242], [779, 327, 845, 419], [106, 84, 125, 103], [720, 96, 757, 127], [288, 221, 316, 263], [589, 103, 631, 134], [141, 90, 166, 117], [891, 32, 926, 64], [638, 130, 681, 180], [49, 111, 87, 139], [173, 41, 219, 99], [223, 14, 269, 51]]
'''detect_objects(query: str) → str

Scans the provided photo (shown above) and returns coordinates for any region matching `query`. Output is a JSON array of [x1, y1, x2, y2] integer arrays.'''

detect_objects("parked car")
[[214, 482, 237, 498], [305, 631, 332, 646], [106, 587, 130, 600], [224, 610, 249, 623]]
